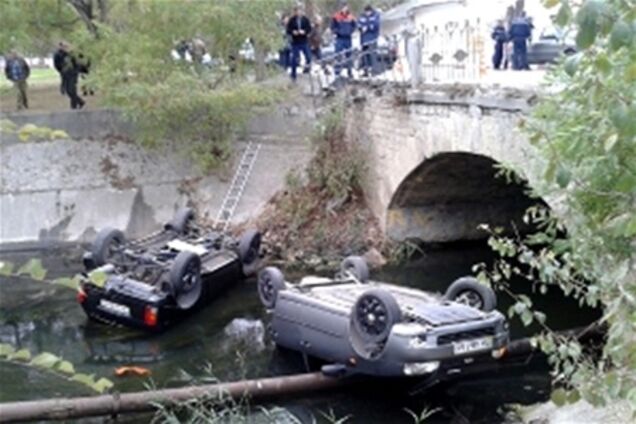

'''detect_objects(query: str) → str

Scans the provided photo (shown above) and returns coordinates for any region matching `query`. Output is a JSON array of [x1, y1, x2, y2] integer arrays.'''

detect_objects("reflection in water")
[[0, 244, 599, 422]]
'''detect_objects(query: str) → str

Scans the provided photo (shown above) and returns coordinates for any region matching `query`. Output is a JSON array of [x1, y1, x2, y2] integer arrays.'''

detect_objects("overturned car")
[[258, 257, 509, 377], [78, 208, 261, 331]]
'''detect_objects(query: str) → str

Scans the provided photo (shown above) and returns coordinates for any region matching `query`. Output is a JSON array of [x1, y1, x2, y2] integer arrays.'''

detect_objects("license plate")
[[98, 299, 131, 317], [452, 336, 493, 355]]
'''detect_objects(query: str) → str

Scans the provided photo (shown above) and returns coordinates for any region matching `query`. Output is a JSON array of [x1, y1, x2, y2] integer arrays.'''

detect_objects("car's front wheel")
[[92, 227, 126, 267], [169, 251, 203, 310], [257, 267, 286, 309], [350, 289, 401, 360], [444, 277, 497, 312], [164, 207, 195, 235], [238, 229, 262, 276]]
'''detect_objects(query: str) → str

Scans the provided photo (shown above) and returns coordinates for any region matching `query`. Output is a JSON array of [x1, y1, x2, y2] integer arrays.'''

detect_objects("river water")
[[0, 244, 599, 423]]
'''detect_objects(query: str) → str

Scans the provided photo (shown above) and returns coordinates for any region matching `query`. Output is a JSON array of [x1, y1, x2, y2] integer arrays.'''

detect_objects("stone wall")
[[345, 83, 543, 242]]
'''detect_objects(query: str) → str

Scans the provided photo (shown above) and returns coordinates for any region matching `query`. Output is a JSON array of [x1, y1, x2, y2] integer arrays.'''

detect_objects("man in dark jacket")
[[491, 20, 507, 70], [331, 3, 356, 78], [53, 42, 69, 94], [509, 14, 531, 70], [358, 5, 380, 76], [60, 46, 85, 109], [286, 6, 312, 81], [4, 50, 30, 110]]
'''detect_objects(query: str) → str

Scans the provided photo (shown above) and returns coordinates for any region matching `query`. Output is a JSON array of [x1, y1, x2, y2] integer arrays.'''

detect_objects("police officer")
[[491, 20, 507, 70], [508, 13, 531, 70]]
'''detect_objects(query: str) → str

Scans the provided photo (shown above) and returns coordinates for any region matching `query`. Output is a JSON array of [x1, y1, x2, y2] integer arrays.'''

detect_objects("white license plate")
[[452, 336, 493, 355], [98, 299, 131, 317]]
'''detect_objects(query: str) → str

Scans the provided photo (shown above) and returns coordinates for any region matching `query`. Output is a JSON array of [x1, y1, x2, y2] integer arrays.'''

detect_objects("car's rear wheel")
[[169, 251, 202, 310], [92, 228, 126, 267], [165, 207, 195, 235], [350, 289, 401, 359], [257, 267, 285, 309], [238, 229, 261, 276], [340, 256, 369, 283], [444, 277, 496, 312]]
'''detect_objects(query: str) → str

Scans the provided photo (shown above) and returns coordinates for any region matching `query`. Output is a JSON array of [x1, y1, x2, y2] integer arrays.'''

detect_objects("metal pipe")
[[0, 372, 349, 423]]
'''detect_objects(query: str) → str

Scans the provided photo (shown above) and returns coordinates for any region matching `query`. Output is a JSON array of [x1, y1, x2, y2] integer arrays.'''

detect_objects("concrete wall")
[[0, 105, 314, 250], [345, 82, 544, 242]]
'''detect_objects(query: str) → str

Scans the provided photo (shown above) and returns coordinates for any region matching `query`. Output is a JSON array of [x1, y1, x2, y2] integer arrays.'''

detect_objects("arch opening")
[[387, 152, 542, 243]]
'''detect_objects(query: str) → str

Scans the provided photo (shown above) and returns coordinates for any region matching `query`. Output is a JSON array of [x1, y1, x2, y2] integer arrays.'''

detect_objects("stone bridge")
[[345, 82, 545, 243]]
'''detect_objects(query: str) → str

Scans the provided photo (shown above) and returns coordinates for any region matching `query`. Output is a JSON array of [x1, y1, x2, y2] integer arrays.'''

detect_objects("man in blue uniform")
[[508, 14, 531, 70], [491, 20, 507, 70], [358, 5, 380, 76], [331, 3, 357, 78]]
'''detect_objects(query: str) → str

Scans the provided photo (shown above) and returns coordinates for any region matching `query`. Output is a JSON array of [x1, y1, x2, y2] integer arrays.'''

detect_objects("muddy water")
[[0, 244, 599, 423]]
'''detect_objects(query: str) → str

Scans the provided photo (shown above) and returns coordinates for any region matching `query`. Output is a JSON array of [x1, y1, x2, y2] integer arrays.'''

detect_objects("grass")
[[0, 67, 59, 89]]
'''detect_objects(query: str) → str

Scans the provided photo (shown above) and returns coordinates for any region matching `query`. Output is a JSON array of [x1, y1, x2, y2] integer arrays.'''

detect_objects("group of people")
[[280, 2, 381, 82], [3, 42, 89, 112], [491, 13, 534, 71]]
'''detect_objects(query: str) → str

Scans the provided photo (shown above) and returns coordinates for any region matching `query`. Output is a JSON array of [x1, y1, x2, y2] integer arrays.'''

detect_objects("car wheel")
[[169, 251, 203, 310], [350, 289, 401, 359], [340, 256, 369, 283], [257, 267, 285, 309], [92, 228, 126, 267], [238, 229, 261, 276], [444, 277, 496, 312], [165, 207, 195, 235]]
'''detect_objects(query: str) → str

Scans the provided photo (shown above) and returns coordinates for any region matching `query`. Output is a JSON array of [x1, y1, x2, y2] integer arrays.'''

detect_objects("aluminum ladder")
[[213, 141, 261, 232]]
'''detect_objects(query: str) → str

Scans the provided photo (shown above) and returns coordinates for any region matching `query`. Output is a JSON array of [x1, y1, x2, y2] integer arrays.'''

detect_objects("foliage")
[[403, 406, 442, 423], [0, 343, 113, 393], [0, 119, 69, 142], [0, 259, 82, 290], [478, 0, 636, 413]]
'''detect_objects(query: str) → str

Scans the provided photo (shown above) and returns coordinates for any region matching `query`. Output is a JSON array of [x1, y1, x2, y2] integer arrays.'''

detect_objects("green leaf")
[[543, 0, 560, 8], [0, 261, 14, 276], [0, 343, 16, 357], [52, 276, 81, 290], [8, 349, 31, 362], [16, 258, 47, 281], [30, 352, 61, 369], [56, 360, 75, 375], [610, 20, 633, 51], [551, 388, 568, 406], [556, 166, 571, 188], [555, 3, 572, 27], [92, 378, 114, 393], [604, 134, 618, 152], [521, 309, 534, 326], [88, 270, 107, 287], [71, 373, 96, 387]]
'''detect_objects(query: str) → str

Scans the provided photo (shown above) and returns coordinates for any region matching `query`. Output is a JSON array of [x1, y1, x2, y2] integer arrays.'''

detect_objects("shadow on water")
[[0, 243, 600, 423]]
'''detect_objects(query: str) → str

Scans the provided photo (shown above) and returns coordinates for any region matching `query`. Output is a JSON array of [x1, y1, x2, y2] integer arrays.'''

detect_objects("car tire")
[[238, 229, 261, 276], [340, 256, 369, 283], [350, 289, 401, 359], [92, 228, 126, 267], [444, 277, 496, 312], [257, 267, 286, 309], [165, 207, 195, 235], [169, 251, 202, 310]]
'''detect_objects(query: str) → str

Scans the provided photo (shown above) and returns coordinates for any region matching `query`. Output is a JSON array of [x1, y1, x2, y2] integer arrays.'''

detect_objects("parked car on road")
[[78, 208, 262, 331], [527, 29, 576, 65], [258, 256, 509, 378]]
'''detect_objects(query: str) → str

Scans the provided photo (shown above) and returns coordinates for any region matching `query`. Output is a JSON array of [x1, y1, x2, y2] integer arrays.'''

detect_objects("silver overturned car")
[[257, 257, 509, 377]]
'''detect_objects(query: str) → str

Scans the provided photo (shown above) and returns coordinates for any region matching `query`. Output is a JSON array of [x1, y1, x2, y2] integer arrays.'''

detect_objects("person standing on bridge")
[[331, 2, 357, 80], [286, 5, 313, 82], [4, 50, 30, 111], [508, 13, 531, 70], [358, 5, 381, 77], [491, 20, 508, 70]]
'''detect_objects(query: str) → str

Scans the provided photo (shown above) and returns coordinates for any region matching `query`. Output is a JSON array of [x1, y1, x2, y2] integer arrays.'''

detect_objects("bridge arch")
[[386, 152, 541, 243]]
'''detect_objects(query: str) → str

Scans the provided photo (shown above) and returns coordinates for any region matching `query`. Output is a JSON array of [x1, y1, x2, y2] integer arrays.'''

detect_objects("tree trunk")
[[254, 44, 266, 82]]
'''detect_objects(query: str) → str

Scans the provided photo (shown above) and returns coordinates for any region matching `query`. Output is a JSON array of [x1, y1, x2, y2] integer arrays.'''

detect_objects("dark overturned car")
[[78, 208, 262, 331], [258, 257, 509, 378]]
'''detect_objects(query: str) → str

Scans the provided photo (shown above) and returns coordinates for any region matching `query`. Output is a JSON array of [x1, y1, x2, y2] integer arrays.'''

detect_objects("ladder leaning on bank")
[[213, 141, 261, 232]]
